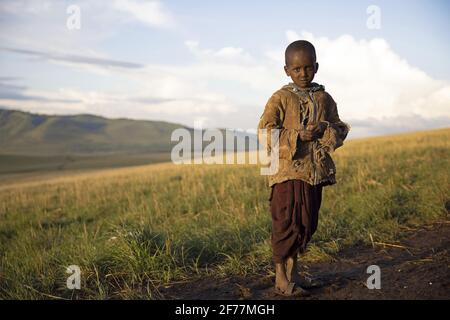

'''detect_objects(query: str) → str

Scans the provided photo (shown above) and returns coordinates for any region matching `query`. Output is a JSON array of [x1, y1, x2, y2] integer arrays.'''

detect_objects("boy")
[[257, 40, 350, 297]]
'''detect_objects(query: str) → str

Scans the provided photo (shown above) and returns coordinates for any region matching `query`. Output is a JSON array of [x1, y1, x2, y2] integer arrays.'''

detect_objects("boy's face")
[[284, 50, 318, 89]]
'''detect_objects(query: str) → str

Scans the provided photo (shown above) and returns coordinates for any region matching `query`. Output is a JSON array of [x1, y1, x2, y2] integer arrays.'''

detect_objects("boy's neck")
[[288, 82, 323, 92]]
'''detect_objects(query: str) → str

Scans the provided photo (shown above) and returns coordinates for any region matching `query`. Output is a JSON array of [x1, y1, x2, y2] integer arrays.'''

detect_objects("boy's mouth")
[[297, 79, 311, 86]]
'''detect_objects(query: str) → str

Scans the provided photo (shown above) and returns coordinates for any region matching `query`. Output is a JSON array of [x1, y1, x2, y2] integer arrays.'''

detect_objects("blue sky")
[[0, 0, 449, 138], [163, 0, 450, 79]]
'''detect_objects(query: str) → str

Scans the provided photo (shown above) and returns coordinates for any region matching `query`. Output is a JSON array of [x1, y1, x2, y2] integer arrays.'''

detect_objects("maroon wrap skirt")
[[269, 179, 324, 263]]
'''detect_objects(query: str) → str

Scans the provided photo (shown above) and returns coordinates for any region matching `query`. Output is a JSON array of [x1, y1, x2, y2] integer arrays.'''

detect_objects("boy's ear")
[[284, 65, 290, 76], [315, 62, 319, 73]]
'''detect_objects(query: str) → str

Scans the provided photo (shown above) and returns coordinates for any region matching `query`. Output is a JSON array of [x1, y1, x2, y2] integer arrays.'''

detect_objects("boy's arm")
[[319, 94, 350, 152], [257, 93, 300, 160]]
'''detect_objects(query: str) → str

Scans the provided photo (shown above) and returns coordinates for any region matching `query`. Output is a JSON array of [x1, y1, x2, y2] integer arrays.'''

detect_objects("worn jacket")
[[257, 82, 350, 188]]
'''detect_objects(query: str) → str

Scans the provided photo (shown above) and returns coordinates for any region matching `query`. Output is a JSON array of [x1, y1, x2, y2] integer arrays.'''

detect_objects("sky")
[[0, 0, 449, 138]]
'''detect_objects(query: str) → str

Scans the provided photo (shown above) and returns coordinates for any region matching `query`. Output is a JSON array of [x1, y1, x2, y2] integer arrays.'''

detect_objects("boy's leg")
[[270, 180, 323, 261], [270, 180, 311, 295], [285, 180, 324, 288], [270, 181, 294, 293], [270, 181, 297, 264], [285, 253, 299, 282]]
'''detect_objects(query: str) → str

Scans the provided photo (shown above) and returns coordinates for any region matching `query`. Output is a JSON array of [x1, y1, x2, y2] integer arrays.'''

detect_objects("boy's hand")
[[298, 129, 316, 141], [299, 122, 328, 141]]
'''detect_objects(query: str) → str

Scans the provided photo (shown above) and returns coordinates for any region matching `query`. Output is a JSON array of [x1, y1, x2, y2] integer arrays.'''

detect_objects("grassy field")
[[0, 152, 172, 189], [0, 152, 172, 175], [0, 128, 449, 299]]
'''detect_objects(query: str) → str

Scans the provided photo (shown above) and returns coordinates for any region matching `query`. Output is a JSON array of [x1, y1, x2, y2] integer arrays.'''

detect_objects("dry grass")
[[0, 128, 449, 299]]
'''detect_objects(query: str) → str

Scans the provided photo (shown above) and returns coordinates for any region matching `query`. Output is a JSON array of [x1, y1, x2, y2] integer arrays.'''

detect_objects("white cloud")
[[1, 5, 449, 138], [111, 33, 450, 133], [0, 0, 53, 15], [184, 41, 253, 63], [112, 0, 174, 28], [348, 114, 450, 138], [286, 30, 450, 123], [0, 0, 175, 56], [0, 82, 238, 127], [168, 36, 446, 133]]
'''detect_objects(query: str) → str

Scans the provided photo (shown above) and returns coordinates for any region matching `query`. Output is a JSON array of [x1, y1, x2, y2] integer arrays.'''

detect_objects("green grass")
[[0, 128, 449, 299]]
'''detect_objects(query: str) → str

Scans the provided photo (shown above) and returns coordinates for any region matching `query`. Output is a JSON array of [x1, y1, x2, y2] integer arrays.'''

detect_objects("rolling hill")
[[0, 108, 258, 156], [0, 108, 191, 155], [0, 108, 258, 175]]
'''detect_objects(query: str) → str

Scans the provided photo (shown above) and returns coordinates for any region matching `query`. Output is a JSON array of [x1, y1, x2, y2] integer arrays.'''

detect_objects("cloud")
[[348, 114, 450, 138], [1, 3, 449, 139], [0, 78, 80, 103], [0, 0, 176, 59], [0, 0, 174, 29], [285, 31, 450, 122], [0, 47, 144, 69], [0, 0, 53, 15], [125, 34, 450, 134], [184, 41, 253, 63], [112, 0, 174, 28], [0, 82, 238, 127]]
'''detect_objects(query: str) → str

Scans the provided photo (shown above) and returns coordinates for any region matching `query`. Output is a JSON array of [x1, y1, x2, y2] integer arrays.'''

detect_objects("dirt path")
[[160, 221, 450, 300]]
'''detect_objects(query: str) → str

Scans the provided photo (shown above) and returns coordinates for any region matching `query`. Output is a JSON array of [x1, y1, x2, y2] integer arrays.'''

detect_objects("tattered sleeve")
[[257, 92, 300, 160], [319, 94, 351, 152]]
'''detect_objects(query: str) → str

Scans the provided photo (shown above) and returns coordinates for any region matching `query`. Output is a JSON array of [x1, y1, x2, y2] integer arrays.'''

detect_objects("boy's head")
[[284, 40, 318, 89]]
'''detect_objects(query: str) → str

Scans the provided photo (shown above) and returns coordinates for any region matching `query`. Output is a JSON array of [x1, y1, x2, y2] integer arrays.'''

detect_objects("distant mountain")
[[0, 109, 257, 156], [0, 108, 192, 155]]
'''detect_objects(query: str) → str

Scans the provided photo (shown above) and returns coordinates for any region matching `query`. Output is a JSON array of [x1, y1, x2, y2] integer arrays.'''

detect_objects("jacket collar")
[[283, 82, 325, 94]]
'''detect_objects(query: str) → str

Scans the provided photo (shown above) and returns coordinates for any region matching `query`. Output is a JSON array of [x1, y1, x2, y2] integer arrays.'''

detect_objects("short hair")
[[285, 40, 316, 66]]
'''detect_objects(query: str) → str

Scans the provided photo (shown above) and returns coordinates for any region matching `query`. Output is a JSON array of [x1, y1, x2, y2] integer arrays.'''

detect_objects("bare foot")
[[286, 255, 322, 289], [275, 262, 290, 292], [274, 261, 311, 297]]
